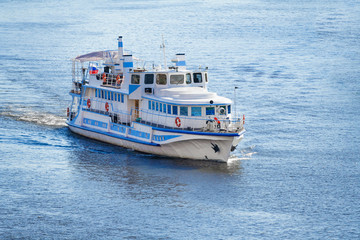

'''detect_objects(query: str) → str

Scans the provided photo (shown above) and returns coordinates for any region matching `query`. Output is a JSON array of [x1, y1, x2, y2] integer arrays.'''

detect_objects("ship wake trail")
[[0, 105, 67, 127]]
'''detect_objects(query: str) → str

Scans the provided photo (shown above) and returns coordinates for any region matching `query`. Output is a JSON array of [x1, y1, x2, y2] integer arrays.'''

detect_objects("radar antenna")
[[160, 35, 167, 69]]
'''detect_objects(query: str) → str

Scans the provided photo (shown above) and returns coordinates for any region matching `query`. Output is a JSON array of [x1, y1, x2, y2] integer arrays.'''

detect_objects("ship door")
[[135, 100, 139, 119]]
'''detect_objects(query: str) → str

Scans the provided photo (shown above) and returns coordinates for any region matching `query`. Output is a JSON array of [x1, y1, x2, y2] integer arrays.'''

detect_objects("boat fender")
[[243, 114, 245, 125], [175, 117, 181, 127], [87, 99, 91, 108], [105, 102, 109, 112], [102, 73, 107, 83], [67, 107, 69, 117]]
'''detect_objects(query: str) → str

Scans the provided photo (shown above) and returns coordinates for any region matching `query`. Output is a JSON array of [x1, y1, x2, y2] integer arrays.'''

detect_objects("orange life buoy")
[[116, 75, 122, 85], [102, 73, 107, 83], [105, 102, 109, 112], [175, 117, 181, 127], [214, 117, 220, 125], [87, 99, 91, 108], [243, 114, 245, 125]]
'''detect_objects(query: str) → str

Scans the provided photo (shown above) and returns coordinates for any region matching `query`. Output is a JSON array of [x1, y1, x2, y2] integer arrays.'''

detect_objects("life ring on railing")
[[116, 75, 122, 85], [87, 99, 91, 108], [214, 117, 220, 125], [105, 102, 109, 112], [67, 107, 69, 117], [243, 114, 245, 125], [102, 73, 107, 84], [175, 117, 181, 127]]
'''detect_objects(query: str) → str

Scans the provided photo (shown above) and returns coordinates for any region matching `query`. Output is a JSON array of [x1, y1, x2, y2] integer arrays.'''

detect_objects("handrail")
[[82, 98, 244, 133]]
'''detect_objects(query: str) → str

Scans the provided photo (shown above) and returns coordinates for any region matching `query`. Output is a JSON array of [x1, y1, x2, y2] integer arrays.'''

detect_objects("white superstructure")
[[66, 36, 245, 162]]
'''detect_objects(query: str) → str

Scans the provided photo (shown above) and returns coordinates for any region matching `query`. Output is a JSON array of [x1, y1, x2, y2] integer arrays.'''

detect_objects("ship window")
[[117, 94, 120, 102], [111, 92, 114, 101], [186, 73, 191, 84], [121, 94, 124, 103], [163, 104, 166, 113], [206, 107, 215, 115], [205, 72, 208, 82], [172, 106, 178, 115], [95, 89, 98, 98], [170, 74, 184, 84], [160, 103, 163, 112], [152, 101, 155, 110], [167, 104, 171, 114], [180, 106, 188, 116], [107, 91, 110, 100], [145, 74, 154, 84], [156, 102, 159, 111], [228, 105, 231, 114], [156, 74, 167, 85], [191, 107, 202, 116], [104, 91, 107, 100], [131, 74, 140, 84], [148, 101, 151, 110], [193, 73, 202, 83]]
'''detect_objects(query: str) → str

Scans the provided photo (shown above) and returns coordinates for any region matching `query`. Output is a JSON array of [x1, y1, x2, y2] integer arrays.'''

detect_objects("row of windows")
[[148, 100, 231, 117], [95, 89, 124, 103], [131, 73, 208, 85]]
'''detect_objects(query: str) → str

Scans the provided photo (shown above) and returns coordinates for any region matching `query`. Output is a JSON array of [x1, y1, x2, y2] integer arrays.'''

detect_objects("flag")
[[89, 65, 98, 74]]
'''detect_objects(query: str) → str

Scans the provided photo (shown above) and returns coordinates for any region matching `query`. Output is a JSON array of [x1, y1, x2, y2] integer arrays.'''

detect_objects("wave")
[[0, 106, 67, 127]]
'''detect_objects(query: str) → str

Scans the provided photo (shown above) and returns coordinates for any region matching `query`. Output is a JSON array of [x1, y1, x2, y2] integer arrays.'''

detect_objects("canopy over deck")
[[74, 50, 118, 62]]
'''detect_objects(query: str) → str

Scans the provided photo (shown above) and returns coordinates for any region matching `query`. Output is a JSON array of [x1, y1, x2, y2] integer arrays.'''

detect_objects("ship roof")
[[74, 50, 118, 62], [152, 87, 232, 105]]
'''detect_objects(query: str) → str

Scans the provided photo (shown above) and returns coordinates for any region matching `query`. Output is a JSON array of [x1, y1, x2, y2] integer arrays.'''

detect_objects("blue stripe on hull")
[[67, 122, 160, 147]]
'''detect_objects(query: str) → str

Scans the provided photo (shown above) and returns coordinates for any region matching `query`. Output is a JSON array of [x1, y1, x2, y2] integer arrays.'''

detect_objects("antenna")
[[160, 35, 167, 69], [234, 86, 238, 119]]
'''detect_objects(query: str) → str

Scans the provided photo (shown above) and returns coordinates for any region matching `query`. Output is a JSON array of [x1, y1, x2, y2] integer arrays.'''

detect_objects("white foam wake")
[[0, 106, 67, 127]]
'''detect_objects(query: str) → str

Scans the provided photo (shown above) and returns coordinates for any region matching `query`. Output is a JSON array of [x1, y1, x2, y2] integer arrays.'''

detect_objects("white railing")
[[135, 108, 244, 133], [82, 98, 244, 133]]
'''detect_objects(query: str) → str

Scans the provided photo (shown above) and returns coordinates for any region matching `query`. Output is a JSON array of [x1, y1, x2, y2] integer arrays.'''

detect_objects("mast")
[[160, 35, 167, 69]]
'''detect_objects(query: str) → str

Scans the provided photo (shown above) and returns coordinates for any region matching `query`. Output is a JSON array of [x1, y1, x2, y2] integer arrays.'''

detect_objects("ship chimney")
[[116, 36, 124, 73], [172, 53, 186, 71]]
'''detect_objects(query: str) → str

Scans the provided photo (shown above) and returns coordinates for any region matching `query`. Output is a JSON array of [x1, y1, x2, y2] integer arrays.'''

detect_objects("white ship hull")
[[68, 122, 244, 162]]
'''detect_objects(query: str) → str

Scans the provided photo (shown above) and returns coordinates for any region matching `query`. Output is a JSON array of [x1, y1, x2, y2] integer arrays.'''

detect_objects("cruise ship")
[[66, 36, 245, 162]]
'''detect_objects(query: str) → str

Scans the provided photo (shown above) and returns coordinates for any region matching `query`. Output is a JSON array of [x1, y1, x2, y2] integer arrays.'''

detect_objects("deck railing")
[[82, 98, 244, 133]]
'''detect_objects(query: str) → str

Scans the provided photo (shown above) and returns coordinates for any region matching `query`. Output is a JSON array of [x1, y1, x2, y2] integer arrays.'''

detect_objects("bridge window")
[[156, 102, 159, 111], [170, 74, 184, 84], [180, 106, 188, 116], [160, 103, 163, 112], [131, 74, 140, 84], [191, 107, 202, 116], [148, 101, 151, 110], [206, 107, 215, 115], [163, 104, 166, 113], [156, 74, 167, 85], [145, 74, 154, 84], [193, 73, 202, 83]]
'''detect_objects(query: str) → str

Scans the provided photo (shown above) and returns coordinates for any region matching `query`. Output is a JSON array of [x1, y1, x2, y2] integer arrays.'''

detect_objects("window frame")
[[156, 74, 167, 85], [144, 74, 154, 84], [131, 74, 140, 84]]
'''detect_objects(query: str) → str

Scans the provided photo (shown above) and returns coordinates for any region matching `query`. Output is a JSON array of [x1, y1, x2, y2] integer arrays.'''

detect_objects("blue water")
[[1, 0, 360, 239]]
